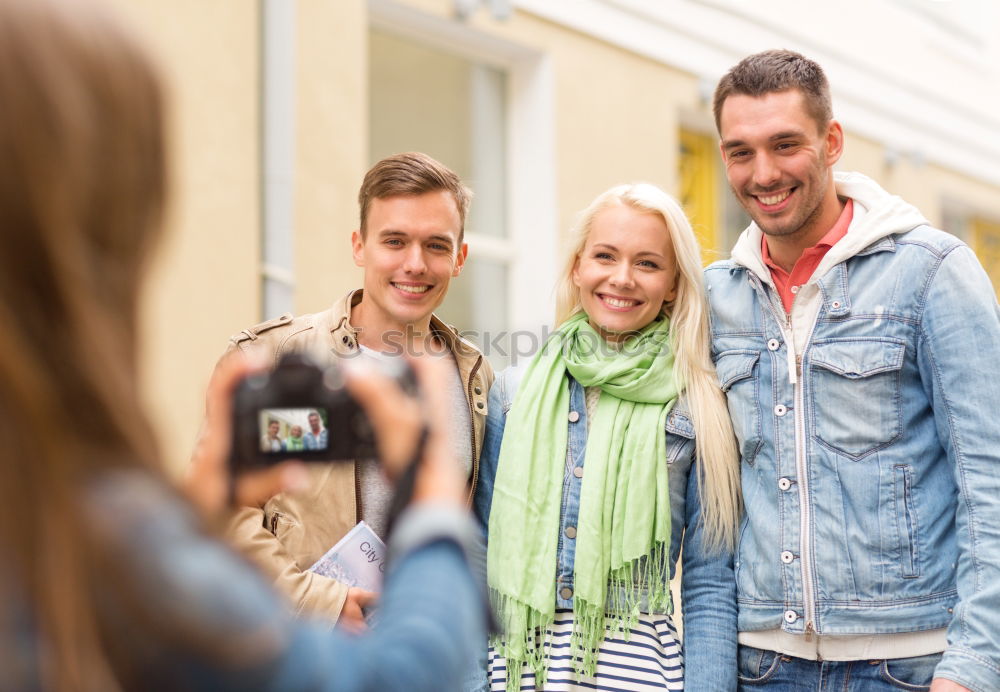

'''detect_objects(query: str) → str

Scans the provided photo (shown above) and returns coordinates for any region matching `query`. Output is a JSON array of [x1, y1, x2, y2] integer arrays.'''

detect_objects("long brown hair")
[[0, 0, 167, 687]]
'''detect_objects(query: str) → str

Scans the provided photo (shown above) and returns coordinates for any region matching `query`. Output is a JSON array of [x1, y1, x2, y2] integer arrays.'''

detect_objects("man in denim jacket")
[[705, 50, 1000, 692]]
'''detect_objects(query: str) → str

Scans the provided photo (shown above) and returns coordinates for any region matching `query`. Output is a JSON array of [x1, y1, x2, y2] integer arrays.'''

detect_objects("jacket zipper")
[[787, 307, 823, 636], [753, 274, 821, 634], [793, 350, 816, 636], [465, 355, 483, 506]]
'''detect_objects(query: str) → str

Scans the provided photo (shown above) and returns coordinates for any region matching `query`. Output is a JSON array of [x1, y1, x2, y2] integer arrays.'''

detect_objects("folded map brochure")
[[308, 520, 386, 592]]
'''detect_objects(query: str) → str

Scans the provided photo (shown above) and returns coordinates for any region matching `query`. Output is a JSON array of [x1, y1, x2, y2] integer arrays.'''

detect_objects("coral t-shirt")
[[762, 199, 854, 313]]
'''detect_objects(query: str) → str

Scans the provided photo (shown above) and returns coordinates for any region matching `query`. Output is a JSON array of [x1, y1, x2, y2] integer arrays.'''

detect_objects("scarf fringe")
[[489, 589, 554, 692], [491, 542, 671, 691]]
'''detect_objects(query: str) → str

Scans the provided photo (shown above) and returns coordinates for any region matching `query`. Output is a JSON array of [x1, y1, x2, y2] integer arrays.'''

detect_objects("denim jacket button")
[[774, 404, 788, 417], [568, 411, 580, 423], [778, 477, 792, 491], [781, 551, 795, 564], [560, 587, 573, 599], [564, 526, 577, 539], [573, 466, 584, 478], [768, 338, 781, 351], [784, 610, 798, 623]]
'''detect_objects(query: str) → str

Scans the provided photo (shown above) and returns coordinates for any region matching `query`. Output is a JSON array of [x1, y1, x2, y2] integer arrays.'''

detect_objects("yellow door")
[[679, 129, 722, 264], [971, 217, 1000, 296]]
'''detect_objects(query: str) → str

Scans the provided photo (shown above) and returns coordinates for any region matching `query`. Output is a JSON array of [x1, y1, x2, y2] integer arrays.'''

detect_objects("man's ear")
[[452, 242, 469, 277], [825, 119, 845, 167], [351, 230, 365, 268]]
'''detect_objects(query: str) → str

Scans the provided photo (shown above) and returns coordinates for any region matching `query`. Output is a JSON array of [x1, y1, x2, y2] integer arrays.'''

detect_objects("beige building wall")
[[109, 1, 261, 473], [545, 30, 693, 245], [840, 131, 1000, 231], [295, 0, 367, 315]]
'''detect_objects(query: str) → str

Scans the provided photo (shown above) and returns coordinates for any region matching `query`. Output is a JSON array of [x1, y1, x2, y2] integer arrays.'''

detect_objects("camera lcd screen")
[[259, 408, 329, 453]]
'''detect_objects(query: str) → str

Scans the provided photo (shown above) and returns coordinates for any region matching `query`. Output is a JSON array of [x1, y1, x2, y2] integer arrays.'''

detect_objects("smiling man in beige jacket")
[[219, 152, 493, 629]]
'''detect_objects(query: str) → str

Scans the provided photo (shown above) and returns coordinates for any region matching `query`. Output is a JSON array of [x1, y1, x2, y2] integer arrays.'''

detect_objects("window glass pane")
[[369, 29, 507, 238], [436, 256, 511, 368]]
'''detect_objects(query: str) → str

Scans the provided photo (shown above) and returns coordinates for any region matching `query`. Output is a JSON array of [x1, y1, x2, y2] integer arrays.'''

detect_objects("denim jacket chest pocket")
[[806, 338, 906, 459], [714, 350, 762, 466]]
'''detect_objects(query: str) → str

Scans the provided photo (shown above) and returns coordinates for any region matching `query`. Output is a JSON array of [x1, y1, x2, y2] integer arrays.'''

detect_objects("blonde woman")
[[473, 183, 742, 691]]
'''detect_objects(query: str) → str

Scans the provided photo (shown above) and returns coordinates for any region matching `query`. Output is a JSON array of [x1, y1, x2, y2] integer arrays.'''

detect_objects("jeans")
[[737, 645, 942, 691]]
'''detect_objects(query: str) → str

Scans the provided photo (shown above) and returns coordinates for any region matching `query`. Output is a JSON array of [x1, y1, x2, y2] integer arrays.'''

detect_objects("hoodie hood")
[[730, 171, 929, 283]]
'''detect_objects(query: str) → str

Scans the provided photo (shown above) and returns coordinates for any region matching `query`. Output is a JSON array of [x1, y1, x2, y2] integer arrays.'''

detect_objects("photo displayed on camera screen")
[[259, 408, 328, 454]]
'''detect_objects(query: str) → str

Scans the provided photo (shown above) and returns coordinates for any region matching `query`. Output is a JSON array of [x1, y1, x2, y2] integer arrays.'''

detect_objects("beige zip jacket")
[[223, 290, 493, 621]]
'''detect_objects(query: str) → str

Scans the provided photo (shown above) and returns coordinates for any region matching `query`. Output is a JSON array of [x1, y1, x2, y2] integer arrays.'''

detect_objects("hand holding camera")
[[186, 349, 463, 520], [229, 352, 418, 469], [185, 354, 309, 517]]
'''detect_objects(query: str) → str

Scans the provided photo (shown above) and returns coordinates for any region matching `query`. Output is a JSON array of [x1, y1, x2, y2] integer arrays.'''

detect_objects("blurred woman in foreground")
[[0, 0, 483, 689]]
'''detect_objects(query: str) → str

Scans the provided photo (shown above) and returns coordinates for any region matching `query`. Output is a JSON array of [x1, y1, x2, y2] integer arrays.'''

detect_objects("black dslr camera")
[[230, 351, 416, 471]]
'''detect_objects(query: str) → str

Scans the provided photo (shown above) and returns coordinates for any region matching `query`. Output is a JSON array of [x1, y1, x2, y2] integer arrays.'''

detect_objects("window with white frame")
[[368, 17, 555, 367]]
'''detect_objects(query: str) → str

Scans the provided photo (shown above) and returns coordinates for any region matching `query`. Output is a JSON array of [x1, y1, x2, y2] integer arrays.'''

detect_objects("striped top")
[[487, 608, 684, 691]]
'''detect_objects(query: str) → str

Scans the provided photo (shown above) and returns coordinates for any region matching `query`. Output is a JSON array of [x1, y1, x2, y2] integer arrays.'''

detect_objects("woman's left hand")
[[184, 352, 308, 518]]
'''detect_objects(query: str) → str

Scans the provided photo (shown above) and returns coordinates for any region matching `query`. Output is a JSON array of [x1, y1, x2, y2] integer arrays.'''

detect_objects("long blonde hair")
[[556, 183, 742, 549]]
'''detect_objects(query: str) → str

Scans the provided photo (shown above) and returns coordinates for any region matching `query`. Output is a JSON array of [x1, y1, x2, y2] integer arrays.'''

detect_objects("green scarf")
[[487, 312, 679, 690]]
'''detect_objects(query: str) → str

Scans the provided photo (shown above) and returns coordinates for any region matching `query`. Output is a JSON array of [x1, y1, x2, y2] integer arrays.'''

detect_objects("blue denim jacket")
[[705, 172, 1000, 692], [473, 366, 738, 692]]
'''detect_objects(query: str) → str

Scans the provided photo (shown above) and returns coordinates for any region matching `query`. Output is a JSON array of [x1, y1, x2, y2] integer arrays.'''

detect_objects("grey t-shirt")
[[356, 347, 472, 539]]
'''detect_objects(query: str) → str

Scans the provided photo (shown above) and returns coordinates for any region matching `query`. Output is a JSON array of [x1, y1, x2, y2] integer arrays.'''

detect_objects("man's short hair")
[[357, 152, 472, 240], [713, 49, 833, 133]]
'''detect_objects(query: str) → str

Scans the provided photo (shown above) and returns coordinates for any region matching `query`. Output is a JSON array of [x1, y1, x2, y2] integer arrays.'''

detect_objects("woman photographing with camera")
[[0, 0, 483, 689], [475, 184, 742, 691]]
